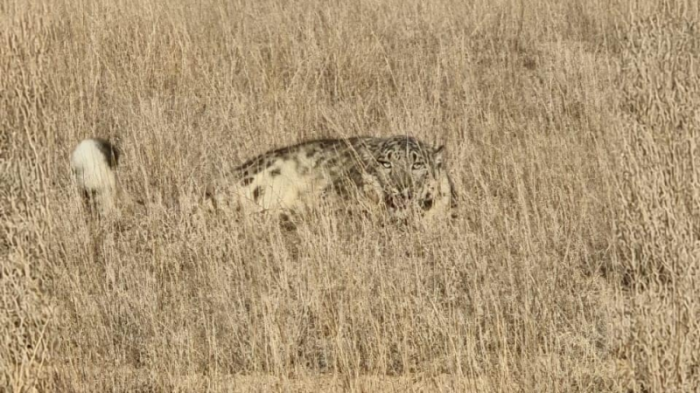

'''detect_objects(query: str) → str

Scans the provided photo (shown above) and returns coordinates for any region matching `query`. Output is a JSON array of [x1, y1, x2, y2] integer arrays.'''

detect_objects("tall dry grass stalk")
[[1, 0, 699, 391]]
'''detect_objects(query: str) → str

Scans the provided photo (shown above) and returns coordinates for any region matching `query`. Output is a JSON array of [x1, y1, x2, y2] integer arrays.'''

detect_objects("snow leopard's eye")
[[378, 160, 392, 169], [412, 161, 425, 170]]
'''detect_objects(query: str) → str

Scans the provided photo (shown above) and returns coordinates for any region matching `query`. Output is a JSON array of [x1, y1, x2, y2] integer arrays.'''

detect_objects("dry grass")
[[2, 0, 700, 391]]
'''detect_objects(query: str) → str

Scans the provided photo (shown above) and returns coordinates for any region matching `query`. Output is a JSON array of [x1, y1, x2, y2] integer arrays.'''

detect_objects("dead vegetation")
[[1, 0, 699, 391]]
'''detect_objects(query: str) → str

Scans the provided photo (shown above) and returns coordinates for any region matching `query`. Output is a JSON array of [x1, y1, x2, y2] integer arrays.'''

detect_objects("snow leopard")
[[208, 135, 456, 222], [70, 135, 456, 222]]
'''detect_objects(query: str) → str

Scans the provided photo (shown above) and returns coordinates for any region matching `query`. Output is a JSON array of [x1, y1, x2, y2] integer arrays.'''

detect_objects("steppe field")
[[2, 0, 700, 391]]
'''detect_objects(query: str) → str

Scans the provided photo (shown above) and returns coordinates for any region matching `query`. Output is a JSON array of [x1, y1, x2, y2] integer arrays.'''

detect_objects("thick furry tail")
[[70, 138, 120, 217]]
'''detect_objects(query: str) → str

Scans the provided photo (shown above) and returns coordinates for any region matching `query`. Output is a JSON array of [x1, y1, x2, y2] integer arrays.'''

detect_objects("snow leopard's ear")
[[434, 145, 445, 169]]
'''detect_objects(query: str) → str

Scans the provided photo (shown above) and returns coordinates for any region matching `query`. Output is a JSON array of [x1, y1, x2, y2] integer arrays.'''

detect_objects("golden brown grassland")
[[1, 0, 700, 391]]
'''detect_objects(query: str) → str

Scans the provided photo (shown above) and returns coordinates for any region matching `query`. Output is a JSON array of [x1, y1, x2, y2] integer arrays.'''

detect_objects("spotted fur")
[[210, 135, 456, 221]]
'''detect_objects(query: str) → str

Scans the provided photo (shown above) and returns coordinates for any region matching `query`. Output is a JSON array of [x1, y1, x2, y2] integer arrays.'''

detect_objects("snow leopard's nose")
[[388, 188, 412, 208]]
